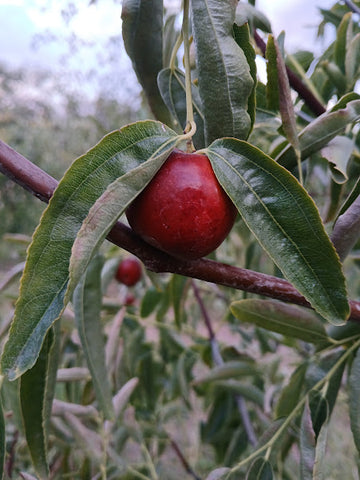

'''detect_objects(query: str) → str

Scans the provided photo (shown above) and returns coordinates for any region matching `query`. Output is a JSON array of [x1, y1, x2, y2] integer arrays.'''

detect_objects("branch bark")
[[1, 139, 360, 322]]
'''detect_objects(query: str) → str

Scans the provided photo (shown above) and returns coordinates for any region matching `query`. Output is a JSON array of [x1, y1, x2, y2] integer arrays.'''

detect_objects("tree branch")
[[1, 139, 360, 322], [344, 0, 360, 15]]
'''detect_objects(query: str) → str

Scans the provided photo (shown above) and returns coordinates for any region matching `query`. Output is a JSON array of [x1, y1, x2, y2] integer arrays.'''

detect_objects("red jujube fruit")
[[126, 149, 237, 260]]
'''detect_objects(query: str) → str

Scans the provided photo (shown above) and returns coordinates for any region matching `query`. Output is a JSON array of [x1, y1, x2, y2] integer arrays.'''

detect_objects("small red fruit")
[[126, 149, 237, 260], [124, 293, 136, 306], [115, 257, 142, 286]]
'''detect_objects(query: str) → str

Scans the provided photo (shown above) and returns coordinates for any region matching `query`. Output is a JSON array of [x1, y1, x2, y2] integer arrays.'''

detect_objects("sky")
[[0, 0, 338, 102], [0, 0, 336, 63]]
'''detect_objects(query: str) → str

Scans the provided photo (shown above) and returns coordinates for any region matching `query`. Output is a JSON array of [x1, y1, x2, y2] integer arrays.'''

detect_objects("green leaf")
[[313, 413, 329, 480], [336, 174, 360, 220], [275, 363, 308, 418], [231, 299, 330, 345], [111, 378, 139, 420], [69, 134, 179, 295], [207, 139, 349, 325], [321, 61, 347, 94], [235, 2, 272, 33], [334, 12, 352, 74], [276, 99, 360, 170], [265, 36, 279, 112], [0, 385, 5, 480], [345, 32, 360, 89], [192, 361, 257, 385], [305, 349, 345, 419], [1, 120, 177, 380], [157, 67, 205, 149], [309, 391, 328, 440], [349, 347, 360, 455], [214, 380, 264, 407], [140, 286, 164, 318], [233, 23, 257, 132], [321, 135, 353, 184], [300, 399, 316, 480], [205, 468, 231, 480], [300, 395, 329, 480], [19, 328, 56, 479], [246, 457, 273, 480], [121, 0, 173, 125], [169, 274, 188, 329], [73, 255, 114, 420], [191, 0, 253, 144]]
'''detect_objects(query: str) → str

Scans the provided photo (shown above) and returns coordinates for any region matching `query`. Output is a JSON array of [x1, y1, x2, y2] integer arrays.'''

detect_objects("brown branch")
[[1, 139, 360, 323], [169, 438, 201, 480], [254, 31, 326, 117]]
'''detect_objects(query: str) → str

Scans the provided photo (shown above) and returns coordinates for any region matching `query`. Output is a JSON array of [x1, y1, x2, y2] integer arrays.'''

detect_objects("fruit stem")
[[169, 34, 183, 70], [182, 0, 196, 152]]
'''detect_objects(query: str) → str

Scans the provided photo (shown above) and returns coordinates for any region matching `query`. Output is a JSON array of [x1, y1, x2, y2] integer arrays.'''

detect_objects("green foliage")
[[2, 0, 360, 478], [191, 0, 254, 144], [1, 121, 177, 380], [207, 138, 348, 324]]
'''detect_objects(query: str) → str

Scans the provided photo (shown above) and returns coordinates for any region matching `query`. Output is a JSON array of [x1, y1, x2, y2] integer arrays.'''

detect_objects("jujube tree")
[[1, 0, 360, 478]]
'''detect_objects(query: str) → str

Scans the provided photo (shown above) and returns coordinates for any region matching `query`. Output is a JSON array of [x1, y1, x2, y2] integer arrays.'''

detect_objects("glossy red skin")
[[126, 149, 237, 260], [115, 257, 142, 286]]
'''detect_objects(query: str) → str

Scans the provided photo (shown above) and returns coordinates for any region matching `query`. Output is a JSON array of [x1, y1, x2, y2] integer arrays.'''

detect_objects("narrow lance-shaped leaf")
[[332, 188, 360, 261], [169, 274, 188, 329], [321, 135, 353, 184], [246, 457, 274, 480], [300, 394, 329, 480], [269, 35, 301, 173], [265, 35, 279, 112], [192, 361, 258, 385], [191, 0, 253, 144], [275, 98, 360, 170], [275, 362, 308, 418], [121, 0, 173, 126], [207, 138, 349, 325], [334, 12, 352, 74], [349, 346, 360, 456], [310, 394, 329, 480], [157, 67, 205, 149], [73, 255, 114, 420], [205, 468, 230, 480], [0, 381, 5, 480], [1, 120, 177, 380], [19, 328, 57, 479], [231, 299, 330, 346], [345, 32, 360, 90], [233, 22, 257, 132], [300, 399, 316, 480], [69, 134, 180, 294]]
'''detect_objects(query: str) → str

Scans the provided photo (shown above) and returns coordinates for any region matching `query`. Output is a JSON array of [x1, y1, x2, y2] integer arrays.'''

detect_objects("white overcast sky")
[[0, 0, 337, 67], [0, 0, 338, 103]]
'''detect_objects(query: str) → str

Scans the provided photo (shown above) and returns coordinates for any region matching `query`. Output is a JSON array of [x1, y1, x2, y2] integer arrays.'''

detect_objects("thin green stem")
[[169, 34, 183, 71], [141, 441, 159, 480], [127, 466, 152, 480], [182, 0, 196, 151], [226, 337, 360, 477]]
